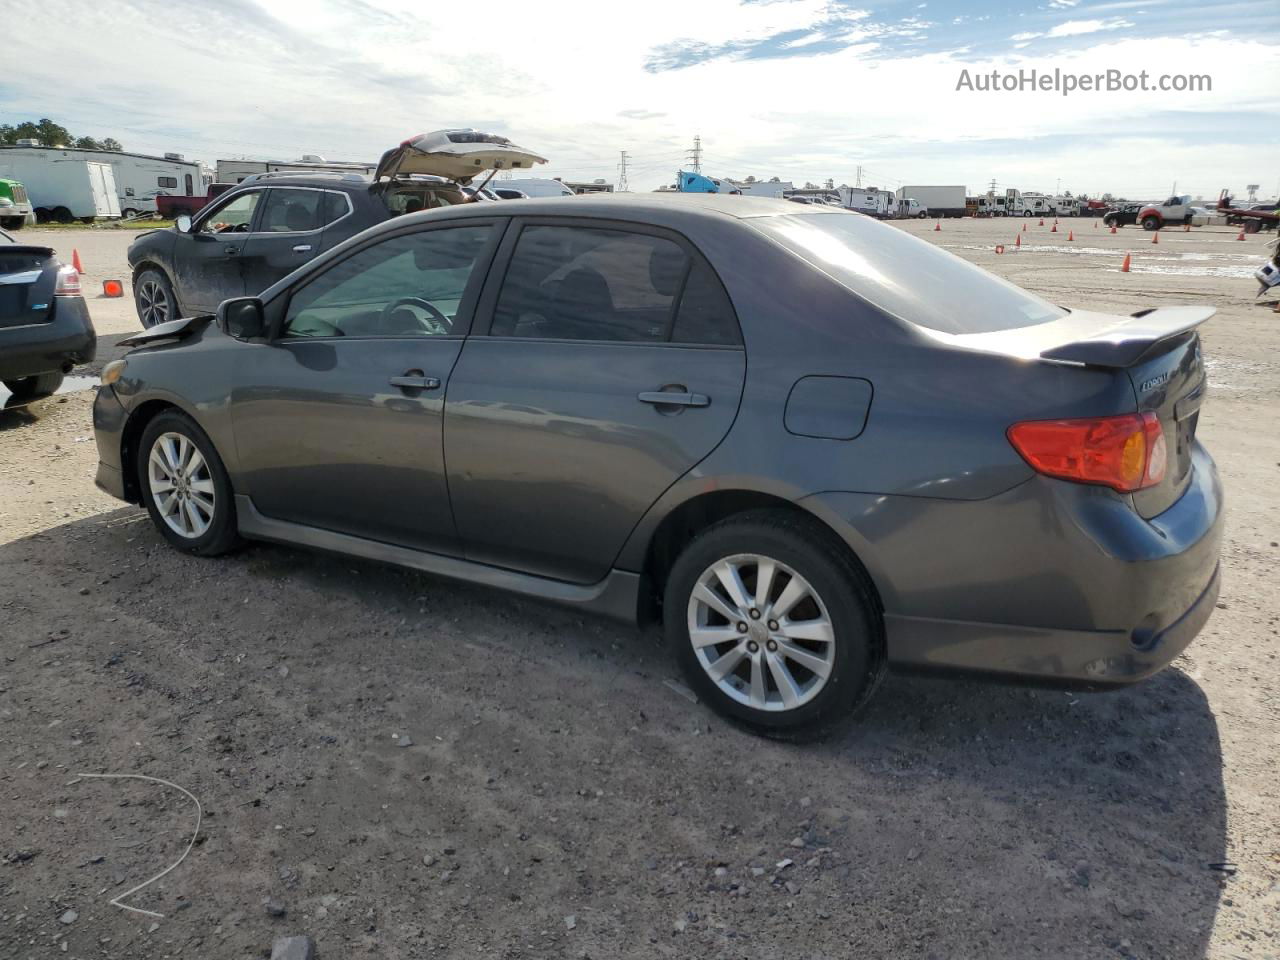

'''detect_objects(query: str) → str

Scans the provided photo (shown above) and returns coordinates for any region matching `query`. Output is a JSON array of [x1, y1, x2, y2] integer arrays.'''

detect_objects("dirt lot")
[[2, 219, 1277, 960]]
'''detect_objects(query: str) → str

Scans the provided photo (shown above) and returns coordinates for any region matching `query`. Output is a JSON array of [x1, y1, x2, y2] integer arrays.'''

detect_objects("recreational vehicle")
[[0, 145, 199, 217]]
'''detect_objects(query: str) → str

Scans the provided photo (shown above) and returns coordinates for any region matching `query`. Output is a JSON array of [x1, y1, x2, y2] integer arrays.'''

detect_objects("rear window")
[[754, 213, 1064, 334]]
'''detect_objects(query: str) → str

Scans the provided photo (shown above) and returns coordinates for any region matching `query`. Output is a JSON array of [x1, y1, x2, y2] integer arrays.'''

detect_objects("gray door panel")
[[229, 338, 463, 553], [444, 339, 745, 583]]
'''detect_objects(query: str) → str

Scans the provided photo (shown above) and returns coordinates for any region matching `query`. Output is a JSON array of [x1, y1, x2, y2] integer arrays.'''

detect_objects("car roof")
[[402, 192, 841, 223], [229, 174, 459, 191]]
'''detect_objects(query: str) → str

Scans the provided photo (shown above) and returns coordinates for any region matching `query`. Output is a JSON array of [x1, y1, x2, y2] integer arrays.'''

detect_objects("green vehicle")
[[0, 177, 33, 229]]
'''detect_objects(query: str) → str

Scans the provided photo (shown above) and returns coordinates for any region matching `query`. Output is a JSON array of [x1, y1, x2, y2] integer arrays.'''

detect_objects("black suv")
[[127, 173, 468, 327], [127, 129, 548, 327]]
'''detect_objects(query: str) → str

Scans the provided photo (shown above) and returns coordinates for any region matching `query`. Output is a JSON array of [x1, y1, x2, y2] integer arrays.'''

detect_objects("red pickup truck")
[[154, 184, 235, 220]]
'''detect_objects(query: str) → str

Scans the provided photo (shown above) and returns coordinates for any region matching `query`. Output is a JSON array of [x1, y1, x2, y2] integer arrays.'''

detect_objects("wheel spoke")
[[766, 651, 802, 709], [780, 618, 834, 644], [749, 654, 767, 708], [151, 478, 175, 493], [690, 624, 741, 649], [189, 492, 215, 517], [149, 448, 172, 478], [185, 448, 206, 479], [161, 436, 181, 474], [712, 561, 753, 613], [183, 498, 205, 535], [753, 558, 776, 611], [770, 575, 809, 619], [190, 477, 215, 496], [706, 644, 747, 682], [692, 582, 740, 624], [776, 639, 832, 679]]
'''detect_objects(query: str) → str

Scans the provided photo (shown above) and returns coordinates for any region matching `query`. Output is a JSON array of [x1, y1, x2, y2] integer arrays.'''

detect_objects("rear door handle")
[[638, 391, 710, 408], [389, 375, 440, 390], [292, 244, 312, 253]]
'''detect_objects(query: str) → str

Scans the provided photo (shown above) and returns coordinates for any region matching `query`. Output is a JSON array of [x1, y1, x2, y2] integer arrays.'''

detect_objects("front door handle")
[[223, 245, 240, 255], [292, 244, 313, 253], [638, 390, 710, 408], [389, 374, 440, 390]]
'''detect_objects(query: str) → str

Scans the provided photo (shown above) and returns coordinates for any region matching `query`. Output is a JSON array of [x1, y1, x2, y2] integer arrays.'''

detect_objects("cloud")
[[618, 109, 667, 120], [1047, 17, 1134, 36]]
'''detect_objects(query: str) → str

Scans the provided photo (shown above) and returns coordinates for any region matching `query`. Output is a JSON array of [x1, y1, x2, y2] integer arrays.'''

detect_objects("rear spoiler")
[[1040, 306, 1214, 368], [3, 244, 57, 258], [119, 314, 213, 348]]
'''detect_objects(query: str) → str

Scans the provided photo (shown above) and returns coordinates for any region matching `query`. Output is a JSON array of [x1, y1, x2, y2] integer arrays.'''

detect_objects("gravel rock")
[[271, 935, 316, 960], [59, 910, 78, 924], [264, 898, 287, 917]]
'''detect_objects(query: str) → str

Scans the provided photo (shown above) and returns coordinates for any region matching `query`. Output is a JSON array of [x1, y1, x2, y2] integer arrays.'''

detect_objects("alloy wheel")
[[138, 280, 170, 327], [147, 432, 215, 539], [686, 553, 835, 712]]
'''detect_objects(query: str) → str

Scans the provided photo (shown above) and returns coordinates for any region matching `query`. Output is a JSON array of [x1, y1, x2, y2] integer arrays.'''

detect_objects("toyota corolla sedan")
[[93, 194, 1223, 736]]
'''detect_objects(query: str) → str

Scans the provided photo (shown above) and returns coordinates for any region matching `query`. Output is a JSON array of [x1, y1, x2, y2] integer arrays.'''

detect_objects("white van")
[[490, 177, 576, 198]]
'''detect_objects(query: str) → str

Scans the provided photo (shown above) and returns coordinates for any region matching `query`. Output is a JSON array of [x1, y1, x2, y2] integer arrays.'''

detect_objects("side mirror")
[[218, 297, 266, 340], [175, 214, 192, 233]]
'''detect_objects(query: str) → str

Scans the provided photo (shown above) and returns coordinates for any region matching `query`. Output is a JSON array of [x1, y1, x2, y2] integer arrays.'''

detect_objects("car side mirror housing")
[[175, 214, 192, 233], [218, 297, 266, 340]]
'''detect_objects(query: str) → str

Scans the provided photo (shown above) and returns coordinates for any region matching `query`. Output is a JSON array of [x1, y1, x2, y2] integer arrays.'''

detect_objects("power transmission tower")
[[617, 151, 630, 192], [687, 135, 702, 174], [855, 165, 862, 188]]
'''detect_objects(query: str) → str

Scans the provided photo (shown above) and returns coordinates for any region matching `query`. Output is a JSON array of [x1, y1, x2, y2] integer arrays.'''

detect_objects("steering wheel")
[[380, 297, 451, 335]]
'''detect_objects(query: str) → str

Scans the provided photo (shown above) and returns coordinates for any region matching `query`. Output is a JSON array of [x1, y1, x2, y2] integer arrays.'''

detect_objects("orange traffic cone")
[[1152, 232, 1159, 244], [1094, 220, 1098, 228], [1039, 218, 1045, 226], [995, 244, 1005, 254], [1121, 253, 1131, 272], [1237, 230, 1246, 241], [1051, 223, 1058, 233], [934, 221, 941, 231], [1183, 223, 1191, 232], [1022, 222, 1027, 232], [1067, 230, 1074, 241], [1015, 233, 1021, 248], [72, 249, 84, 274], [1110, 225, 1117, 234]]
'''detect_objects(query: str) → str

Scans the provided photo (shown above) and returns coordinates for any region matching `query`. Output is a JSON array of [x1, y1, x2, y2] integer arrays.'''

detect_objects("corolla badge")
[[1140, 371, 1172, 392]]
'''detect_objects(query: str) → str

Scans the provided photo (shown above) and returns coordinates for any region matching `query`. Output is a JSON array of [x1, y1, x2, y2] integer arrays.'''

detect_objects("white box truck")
[[0, 148, 121, 222], [0, 145, 200, 218], [896, 185, 966, 218]]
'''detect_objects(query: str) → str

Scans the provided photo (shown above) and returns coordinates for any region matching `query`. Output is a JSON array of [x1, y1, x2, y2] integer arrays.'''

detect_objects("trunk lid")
[[0, 244, 58, 329], [934, 304, 1212, 518], [374, 129, 546, 184]]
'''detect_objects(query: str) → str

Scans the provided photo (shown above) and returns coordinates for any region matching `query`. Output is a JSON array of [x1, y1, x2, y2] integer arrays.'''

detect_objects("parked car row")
[[96, 192, 1223, 736]]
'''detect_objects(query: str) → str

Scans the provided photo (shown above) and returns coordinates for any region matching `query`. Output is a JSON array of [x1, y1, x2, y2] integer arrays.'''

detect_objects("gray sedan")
[[92, 194, 1223, 736]]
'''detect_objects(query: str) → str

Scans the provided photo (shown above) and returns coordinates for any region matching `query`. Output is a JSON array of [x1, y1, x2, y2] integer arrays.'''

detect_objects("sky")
[[1, 0, 1277, 200]]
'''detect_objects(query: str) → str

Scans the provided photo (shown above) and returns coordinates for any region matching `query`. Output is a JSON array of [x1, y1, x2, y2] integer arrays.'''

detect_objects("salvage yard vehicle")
[[1103, 203, 1144, 228], [154, 182, 235, 220], [0, 227, 96, 400], [0, 150, 122, 223], [127, 130, 546, 326], [1138, 195, 1195, 230], [94, 195, 1223, 737], [0, 177, 34, 229]]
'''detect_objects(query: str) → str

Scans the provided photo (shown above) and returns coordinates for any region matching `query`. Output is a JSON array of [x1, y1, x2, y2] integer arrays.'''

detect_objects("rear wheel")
[[3, 372, 64, 399], [137, 410, 240, 555], [134, 268, 177, 328], [52, 206, 73, 224], [1, 216, 24, 230], [663, 510, 883, 738]]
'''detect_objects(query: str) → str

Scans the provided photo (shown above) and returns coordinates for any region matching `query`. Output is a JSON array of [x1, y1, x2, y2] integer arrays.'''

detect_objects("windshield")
[[754, 213, 1065, 334]]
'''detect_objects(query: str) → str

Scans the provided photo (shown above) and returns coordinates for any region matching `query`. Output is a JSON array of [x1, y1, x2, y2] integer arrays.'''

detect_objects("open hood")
[[374, 130, 547, 185]]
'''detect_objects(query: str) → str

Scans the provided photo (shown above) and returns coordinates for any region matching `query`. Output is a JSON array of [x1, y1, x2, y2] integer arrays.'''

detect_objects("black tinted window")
[[671, 260, 740, 345], [491, 226, 688, 342], [259, 189, 325, 233]]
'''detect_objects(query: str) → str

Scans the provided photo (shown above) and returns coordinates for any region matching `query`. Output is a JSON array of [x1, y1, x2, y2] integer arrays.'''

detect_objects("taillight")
[[54, 265, 81, 296], [1007, 412, 1167, 493]]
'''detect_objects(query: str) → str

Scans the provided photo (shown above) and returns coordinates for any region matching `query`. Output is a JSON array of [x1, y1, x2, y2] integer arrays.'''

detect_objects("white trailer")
[[0, 149, 121, 222], [896, 185, 966, 218], [216, 157, 377, 184], [0, 145, 199, 217], [838, 187, 921, 218]]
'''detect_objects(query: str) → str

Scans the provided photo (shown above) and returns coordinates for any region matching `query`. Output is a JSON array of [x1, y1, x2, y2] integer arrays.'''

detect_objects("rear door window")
[[259, 188, 326, 233], [491, 225, 731, 343]]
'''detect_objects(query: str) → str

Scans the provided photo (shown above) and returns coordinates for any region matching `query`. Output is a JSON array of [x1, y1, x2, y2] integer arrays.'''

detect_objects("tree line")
[[0, 118, 123, 152]]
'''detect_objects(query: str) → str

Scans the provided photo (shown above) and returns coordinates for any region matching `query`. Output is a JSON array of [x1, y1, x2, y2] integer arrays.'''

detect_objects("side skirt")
[[234, 496, 641, 623]]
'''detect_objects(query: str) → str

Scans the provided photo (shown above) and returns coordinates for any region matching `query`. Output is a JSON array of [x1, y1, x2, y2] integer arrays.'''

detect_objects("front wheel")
[[1, 216, 24, 230], [663, 511, 883, 738], [3, 372, 63, 399], [134, 268, 177, 328], [1142, 215, 1161, 231], [137, 410, 241, 556]]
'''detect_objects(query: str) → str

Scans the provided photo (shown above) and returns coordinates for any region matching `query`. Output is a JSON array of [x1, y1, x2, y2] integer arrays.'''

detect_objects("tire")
[[917, 211, 927, 219], [137, 409, 241, 556], [663, 510, 884, 739], [1, 216, 24, 230], [1243, 220, 1261, 234], [121, 208, 139, 219], [52, 206, 74, 224], [3, 371, 63, 399], [134, 267, 178, 328], [1142, 215, 1161, 231], [78, 216, 95, 224]]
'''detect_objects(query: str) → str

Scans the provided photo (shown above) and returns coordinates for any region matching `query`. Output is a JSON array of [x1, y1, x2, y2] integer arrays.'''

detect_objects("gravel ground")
[[1, 219, 1277, 960]]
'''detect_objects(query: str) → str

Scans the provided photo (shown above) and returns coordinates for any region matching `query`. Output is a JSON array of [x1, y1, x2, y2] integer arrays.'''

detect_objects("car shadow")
[[2, 507, 1226, 958]]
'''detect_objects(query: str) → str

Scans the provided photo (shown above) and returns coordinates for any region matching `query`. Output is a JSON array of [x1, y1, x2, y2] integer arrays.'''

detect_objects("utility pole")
[[617, 150, 630, 193], [855, 165, 862, 188], [687, 135, 702, 174]]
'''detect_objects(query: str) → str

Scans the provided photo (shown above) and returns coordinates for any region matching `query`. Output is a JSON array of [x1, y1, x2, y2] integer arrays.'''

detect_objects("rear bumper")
[[0, 298, 96, 380], [804, 441, 1224, 686], [884, 563, 1219, 685]]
